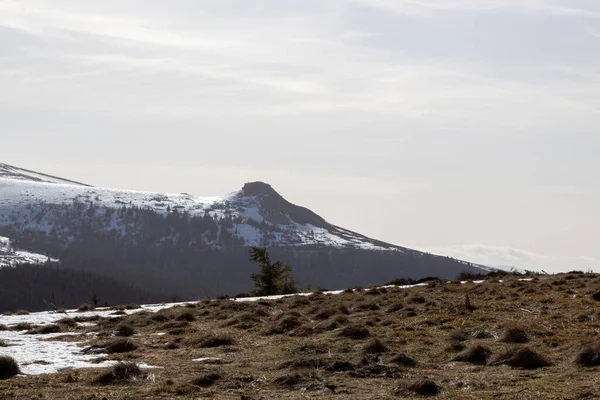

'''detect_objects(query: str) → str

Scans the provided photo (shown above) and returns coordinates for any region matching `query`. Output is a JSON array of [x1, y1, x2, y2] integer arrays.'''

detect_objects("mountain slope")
[[0, 162, 487, 299]]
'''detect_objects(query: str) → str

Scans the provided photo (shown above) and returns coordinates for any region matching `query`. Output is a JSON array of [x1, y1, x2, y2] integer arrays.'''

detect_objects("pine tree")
[[249, 247, 298, 296]]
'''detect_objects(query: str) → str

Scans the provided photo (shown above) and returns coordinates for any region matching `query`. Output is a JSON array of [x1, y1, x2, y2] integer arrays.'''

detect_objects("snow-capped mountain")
[[0, 175, 396, 251], [0, 162, 487, 299]]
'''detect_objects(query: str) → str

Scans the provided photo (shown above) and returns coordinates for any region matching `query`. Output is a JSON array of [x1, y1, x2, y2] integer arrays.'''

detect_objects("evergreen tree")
[[249, 247, 297, 296]]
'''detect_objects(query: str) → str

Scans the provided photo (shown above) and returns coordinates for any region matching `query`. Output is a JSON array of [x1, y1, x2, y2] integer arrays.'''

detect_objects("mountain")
[[0, 162, 487, 300]]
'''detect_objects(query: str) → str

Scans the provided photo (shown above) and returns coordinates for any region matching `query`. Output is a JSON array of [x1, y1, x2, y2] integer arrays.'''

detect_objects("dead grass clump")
[[446, 340, 466, 352], [14, 310, 29, 315], [363, 338, 390, 354], [151, 313, 171, 322], [492, 347, 551, 369], [289, 297, 310, 308], [77, 304, 94, 312], [273, 371, 319, 387], [448, 331, 468, 342], [354, 302, 381, 311], [56, 318, 77, 328], [0, 356, 20, 379], [267, 316, 303, 335], [313, 308, 338, 320], [390, 354, 417, 367], [452, 345, 492, 365], [105, 339, 137, 353], [192, 373, 221, 388], [387, 303, 404, 313], [471, 330, 495, 339], [26, 324, 61, 335], [115, 324, 135, 337], [325, 315, 349, 330], [339, 325, 371, 340], [176, 311, 195, 322], [221, 312, 262, 329], [93, 362, 142, 385], [409, 295, 427, 304], [192, 334, 236, 348], [575, 342, 600, 367], [500, 327, 529, 344], [10, 323, 32, 331], [0, 324, 7, 331], [395, 380, 441, 397]]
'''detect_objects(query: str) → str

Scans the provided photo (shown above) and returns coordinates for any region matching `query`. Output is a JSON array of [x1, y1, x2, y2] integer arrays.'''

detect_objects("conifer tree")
[[249, 247, 298, 296]]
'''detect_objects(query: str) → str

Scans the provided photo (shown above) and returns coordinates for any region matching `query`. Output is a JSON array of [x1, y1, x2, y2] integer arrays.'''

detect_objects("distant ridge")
[[0, 163, 90, 186]]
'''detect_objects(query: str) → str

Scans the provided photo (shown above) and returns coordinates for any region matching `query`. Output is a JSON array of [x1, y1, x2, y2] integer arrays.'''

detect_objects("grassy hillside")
[[2, 272, 600, 399]]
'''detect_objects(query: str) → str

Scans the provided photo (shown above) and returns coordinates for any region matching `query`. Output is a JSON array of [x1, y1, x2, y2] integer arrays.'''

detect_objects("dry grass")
[[3, 272, 600, 398]]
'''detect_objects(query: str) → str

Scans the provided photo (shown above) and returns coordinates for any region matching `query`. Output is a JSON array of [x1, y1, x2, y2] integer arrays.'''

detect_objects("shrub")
[[94, 362, 142, 385], [0, 356, 20, 379], [0, 324, 7, 331], [10, 323, 32, 331], [14, 310, 29, 315]]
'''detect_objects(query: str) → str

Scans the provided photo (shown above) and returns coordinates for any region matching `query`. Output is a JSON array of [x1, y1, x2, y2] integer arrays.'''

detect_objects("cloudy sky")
[[1, 0, 599, 272]]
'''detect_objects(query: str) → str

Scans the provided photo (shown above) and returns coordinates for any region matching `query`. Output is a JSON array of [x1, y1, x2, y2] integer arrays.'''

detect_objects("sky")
[[1, 0, 599, 272]]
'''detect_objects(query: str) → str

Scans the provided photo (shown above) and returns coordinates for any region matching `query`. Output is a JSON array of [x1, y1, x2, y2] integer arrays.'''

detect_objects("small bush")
[[0, 324, 7, 331], [386, 278, 416, 286], [452, 345, 492, 365], [0, 356, 20, 379], [492, 347, 551, 370], [14, 310, 29, 315], [0, 340, 9, 347], [115, 324, 135, 337], [339, 325, 370, 340], [575, 343, 600, 367], [105, 339, 137, 353], [94, 362, 142, 385], [192, 373, 221, 387]]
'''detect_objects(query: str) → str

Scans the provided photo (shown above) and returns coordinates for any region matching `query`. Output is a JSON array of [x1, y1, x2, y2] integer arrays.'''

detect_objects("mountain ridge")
[[0, 162, 488, 299]]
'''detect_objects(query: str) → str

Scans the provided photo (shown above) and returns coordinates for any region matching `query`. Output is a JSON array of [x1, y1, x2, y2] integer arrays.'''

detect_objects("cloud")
[[352, 0, 600, 18]]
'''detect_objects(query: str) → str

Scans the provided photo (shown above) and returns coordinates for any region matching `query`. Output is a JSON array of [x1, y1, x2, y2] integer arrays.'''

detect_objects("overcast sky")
[[1, 0, 599, 272]]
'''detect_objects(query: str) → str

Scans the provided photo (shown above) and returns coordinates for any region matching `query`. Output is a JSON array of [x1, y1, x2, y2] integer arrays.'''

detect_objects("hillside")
[[1, 272, 600, 399], [0, 162, 488, 300]]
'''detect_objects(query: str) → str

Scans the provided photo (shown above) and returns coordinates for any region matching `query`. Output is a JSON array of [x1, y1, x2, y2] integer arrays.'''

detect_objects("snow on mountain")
[[0, 163, 89, 186], [0, 173, 398, 251], [0, 236, 57, 267]]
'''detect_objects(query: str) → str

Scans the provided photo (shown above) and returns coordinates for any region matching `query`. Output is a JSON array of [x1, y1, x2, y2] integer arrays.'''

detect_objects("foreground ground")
[[2, 272, 600, 399]]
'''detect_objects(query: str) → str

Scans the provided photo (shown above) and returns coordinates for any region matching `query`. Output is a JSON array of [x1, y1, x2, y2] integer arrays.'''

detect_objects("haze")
[[1, 0, 598, 272]]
